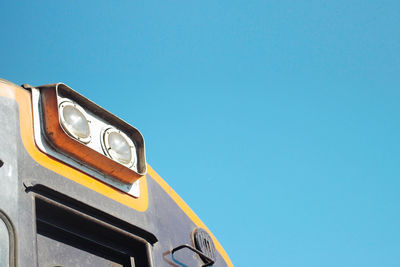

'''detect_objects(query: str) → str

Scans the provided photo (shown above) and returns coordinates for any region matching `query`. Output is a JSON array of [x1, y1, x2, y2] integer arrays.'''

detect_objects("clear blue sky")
[[1, 1, 400, 266]]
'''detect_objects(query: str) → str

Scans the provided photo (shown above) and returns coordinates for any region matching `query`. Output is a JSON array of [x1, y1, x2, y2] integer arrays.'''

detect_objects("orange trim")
[[0, 80, 149, 212], [147, 166, 234, 267]]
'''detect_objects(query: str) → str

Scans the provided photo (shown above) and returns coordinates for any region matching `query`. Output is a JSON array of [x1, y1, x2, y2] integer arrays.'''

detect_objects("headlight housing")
[[37, 83, 146, 185]]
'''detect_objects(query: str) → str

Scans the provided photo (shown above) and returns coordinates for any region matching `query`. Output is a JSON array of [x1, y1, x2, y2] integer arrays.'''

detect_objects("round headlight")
[[59, 101, 91, 143], [102, 128, 136, 167]]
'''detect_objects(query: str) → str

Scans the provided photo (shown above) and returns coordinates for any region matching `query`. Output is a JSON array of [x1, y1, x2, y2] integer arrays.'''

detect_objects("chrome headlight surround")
[[33, 83, 147, 187]]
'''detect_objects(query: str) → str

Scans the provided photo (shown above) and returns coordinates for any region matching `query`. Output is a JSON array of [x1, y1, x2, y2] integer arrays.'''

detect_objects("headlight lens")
[[108, 131, 132, 164], [103, 128, 136, 167], [59, 102, 91, 142]]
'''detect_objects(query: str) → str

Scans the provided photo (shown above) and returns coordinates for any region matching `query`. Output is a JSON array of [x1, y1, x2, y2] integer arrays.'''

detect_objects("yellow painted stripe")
[[147, 166, 234, 267]]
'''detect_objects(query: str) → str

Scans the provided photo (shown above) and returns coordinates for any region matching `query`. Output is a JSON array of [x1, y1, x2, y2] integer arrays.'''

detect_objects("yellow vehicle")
[[0, 79, 233, 267]]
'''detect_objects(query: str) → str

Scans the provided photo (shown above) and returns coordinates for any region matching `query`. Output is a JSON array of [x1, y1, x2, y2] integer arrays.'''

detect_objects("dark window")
[[35, 197, 150, 267]]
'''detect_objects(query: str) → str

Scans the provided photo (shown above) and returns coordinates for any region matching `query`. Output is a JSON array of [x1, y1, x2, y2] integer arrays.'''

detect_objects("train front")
[[0, 79, 233, 267]]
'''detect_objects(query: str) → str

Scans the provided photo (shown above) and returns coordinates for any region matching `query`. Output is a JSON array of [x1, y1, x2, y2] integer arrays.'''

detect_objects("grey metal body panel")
[[0, 95, 228, 267]]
